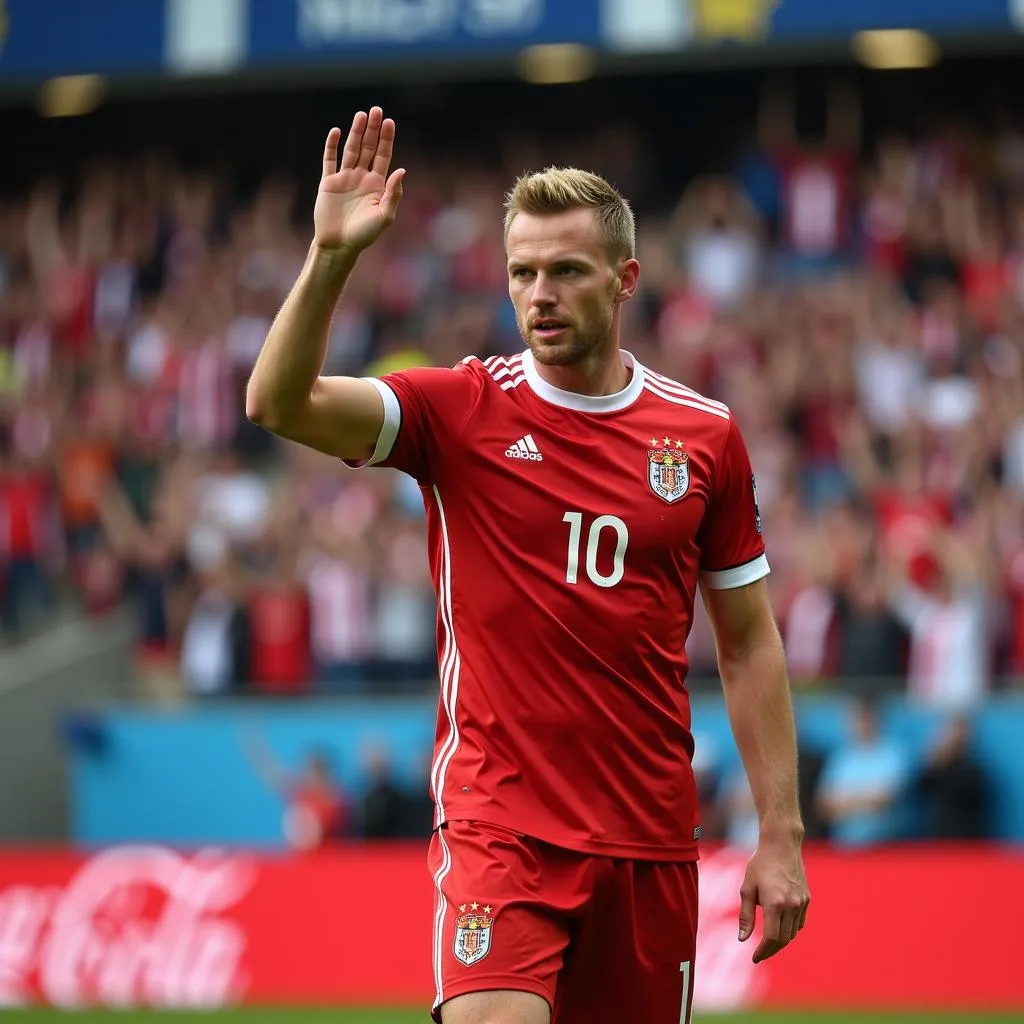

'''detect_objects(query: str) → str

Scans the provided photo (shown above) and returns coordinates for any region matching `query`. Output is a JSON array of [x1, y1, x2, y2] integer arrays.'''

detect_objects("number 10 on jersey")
[[562, 512, 628, 588]]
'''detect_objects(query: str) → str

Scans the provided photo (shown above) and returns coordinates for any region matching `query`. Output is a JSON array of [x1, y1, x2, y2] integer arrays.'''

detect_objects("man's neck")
[[532, 343, 630, 398]]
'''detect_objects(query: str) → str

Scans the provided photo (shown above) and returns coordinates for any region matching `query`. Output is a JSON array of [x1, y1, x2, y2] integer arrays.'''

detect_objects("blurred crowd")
[[265, 696, 992, 850], [696, 698, 992, 850], [3, 79, 1024, 709]]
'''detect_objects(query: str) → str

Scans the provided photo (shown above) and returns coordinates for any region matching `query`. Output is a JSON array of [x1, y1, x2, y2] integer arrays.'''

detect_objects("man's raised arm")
[[246, 107, 405, 461]]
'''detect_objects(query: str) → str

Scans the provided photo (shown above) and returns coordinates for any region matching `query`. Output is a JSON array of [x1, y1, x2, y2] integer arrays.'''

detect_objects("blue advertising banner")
[[0, 0, 166, 78], [247, 0, 603, 65], [603, 0, 1018, 51], [0, 0, 1019, 85], [769, 0, 1011, 37], [67, 695, 1024, 845]]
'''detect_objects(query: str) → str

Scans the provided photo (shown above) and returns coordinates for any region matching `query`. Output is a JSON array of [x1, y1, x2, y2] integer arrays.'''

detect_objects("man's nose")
[[529, 274, 557, 307]]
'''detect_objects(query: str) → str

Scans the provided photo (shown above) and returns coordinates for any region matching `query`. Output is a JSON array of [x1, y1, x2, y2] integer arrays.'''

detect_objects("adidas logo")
[[505, 434, 543, 462]]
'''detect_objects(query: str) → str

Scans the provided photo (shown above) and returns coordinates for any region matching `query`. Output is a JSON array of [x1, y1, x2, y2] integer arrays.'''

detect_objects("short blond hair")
[[503, 167, 636, 263]]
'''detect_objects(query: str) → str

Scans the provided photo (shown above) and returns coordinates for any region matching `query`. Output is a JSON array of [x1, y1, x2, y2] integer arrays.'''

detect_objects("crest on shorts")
[[454, 903, 494, 966], [648, 436, 690, 504]]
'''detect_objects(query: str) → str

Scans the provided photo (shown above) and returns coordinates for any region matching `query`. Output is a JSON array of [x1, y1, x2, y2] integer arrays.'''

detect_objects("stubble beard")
[[519, 310, 614, 368]]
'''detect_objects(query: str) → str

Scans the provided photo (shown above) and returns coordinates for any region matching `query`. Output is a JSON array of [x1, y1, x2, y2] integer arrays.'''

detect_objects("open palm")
[[315, 106, 405, 254]]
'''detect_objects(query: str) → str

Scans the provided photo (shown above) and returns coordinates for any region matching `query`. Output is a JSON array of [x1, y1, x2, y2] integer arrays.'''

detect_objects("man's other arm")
[[701, 578, 809, 962], [703, 578, 802, 843]]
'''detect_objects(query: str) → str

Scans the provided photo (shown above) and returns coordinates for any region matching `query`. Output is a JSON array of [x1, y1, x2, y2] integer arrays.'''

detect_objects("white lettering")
[[26, 846, 255, 1008], [297, 0, 458, 44], [296, 0, 543, 44], [0, 887, 56, 1006], [464, 0, 543, 36]]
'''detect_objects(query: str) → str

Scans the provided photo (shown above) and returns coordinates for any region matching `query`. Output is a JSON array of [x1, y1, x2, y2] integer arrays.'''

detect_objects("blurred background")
[[0, 0, 1023, 1020]]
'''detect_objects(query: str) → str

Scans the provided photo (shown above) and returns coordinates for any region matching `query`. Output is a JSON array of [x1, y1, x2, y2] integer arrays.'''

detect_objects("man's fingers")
[[372, 117, 397, 178], [359, 106, 384, 170], [797, 897, 810, 932], [752, 937, 785, 964], [753, 896, 807, 960], [322, 127, 342, 179], [761, 902, 783, 944], [340, 110, 368, 170], [379, 168, 406, 226], [738, 883, 757, 942], [751, 900, 786, 962], [780, 905, 801, 943]]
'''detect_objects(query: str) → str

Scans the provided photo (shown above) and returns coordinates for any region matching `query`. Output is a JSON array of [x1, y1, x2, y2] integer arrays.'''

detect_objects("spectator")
[[853, 299, 926, 438], [833, 558, 909, 691], [759, 76, 860, 269], [304, 501, 375, 695], [917, 714, 990, 839], [797, 743, 830, 841], [371, 504, 437, 691], [190, 449, 270, 561], [244, 504, 311, 696], [669, 175, 763, 309], [245, 733, 351, 850], [96, 464, 192, 701], [179, 553, 249, 698], [887, 524, 992, 708], [57, 393, 117, 556], [0, 449, 62, 638], [359, 747, 409, 840], [400, 748, 439, 840], [816, 698, 912, 847]]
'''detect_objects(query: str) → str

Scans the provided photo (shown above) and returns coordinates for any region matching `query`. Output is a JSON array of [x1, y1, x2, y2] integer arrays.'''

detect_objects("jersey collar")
[[521, 349, 645, 413]]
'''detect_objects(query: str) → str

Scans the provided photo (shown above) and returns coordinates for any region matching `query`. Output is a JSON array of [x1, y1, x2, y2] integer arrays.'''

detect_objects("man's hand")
[[738, 837, 810, 963], [314, 107, 405, 256]]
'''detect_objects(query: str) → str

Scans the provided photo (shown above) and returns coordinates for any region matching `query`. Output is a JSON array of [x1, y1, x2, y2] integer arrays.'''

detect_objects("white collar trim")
[[522, 349, 645, 413]]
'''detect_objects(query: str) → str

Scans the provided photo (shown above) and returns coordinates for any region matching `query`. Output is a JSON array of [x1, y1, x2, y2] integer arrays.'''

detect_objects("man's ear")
[[615, 258, 640, 304]]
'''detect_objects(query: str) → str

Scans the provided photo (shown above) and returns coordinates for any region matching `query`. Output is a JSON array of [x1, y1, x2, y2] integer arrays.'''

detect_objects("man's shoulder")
[[639, 365, 732, 426], [457, 352, 528, 390], [386, 352, 524, 390], [638, 365, 735, 465]]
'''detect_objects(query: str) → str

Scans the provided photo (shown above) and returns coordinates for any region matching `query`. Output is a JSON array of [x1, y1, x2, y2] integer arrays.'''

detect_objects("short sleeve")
[[343, 361, 484, 485], [697, 416, 770, 590]]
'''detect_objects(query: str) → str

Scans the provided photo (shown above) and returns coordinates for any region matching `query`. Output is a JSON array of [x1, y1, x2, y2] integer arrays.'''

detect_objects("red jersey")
[[352, 350, 767, 861]]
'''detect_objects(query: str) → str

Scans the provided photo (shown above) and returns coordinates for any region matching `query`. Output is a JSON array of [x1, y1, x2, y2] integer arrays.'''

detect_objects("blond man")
[[247, 107, 809, 1024]]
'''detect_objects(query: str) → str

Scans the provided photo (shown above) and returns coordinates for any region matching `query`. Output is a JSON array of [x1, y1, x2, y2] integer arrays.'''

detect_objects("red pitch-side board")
[[0, 844, 1019, 1011]]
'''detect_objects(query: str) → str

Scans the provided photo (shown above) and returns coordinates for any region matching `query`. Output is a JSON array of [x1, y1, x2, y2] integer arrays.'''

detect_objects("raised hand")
[[314, 107, 405, 256]]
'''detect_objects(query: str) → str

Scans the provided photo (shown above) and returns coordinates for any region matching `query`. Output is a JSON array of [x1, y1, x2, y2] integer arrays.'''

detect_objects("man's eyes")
[[509, 266, 585, 278], [510, 266, 582, 277]]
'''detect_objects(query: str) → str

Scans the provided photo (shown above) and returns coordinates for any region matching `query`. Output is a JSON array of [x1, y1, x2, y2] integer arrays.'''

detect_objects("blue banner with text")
[[247, 0, 603, 65]]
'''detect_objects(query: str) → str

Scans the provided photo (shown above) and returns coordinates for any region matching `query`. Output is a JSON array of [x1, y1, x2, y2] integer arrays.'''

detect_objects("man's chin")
[[527, 333, 588, 366]]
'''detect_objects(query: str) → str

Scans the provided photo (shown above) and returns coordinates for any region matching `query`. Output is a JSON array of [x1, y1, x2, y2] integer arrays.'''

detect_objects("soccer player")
[[247, 107, 810, 1024]]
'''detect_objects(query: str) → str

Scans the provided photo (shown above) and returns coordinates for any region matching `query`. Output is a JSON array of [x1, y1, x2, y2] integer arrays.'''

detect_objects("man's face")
[[506, 208, 635, 367]]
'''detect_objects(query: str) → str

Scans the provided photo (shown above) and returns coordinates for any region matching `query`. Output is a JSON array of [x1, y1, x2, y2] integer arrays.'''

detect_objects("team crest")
[[454, 903, 494, 966], [648, 437, 690, 504]]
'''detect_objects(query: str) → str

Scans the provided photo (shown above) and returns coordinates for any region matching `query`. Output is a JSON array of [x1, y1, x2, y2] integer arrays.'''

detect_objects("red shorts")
[[428, 820, 699, 1024]]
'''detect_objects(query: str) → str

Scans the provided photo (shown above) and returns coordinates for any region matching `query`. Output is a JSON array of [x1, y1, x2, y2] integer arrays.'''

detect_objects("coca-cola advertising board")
[[0, 844, 1020, 1010]]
